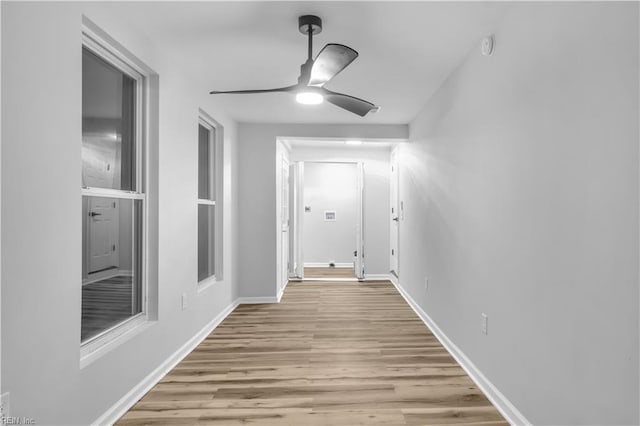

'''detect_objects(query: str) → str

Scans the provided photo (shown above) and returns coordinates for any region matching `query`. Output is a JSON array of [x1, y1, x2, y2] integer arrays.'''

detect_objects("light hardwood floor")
[[304, 266, 356, 279], [117, 280, 507, 425]]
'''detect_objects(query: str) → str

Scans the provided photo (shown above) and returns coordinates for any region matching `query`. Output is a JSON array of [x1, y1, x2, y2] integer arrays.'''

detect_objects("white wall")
[[399, 2, 639, 424], [1, 3, 239, 424], [0, 0, 3, 400], [303, 162, 358, 266], [291, 145, 392, 276], [238, 124, 407, 299]]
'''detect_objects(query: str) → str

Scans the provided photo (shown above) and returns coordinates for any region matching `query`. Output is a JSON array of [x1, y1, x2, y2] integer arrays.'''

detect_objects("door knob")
[[392, 217, 399, 222], [89, 212, 102, 217]]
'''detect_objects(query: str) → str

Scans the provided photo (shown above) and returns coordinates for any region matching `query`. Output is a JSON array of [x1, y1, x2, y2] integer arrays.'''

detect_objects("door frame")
[[290, 160, 365, 280], [390, 147, 400, 277], [280, 156, 290, 292], [354, 162, 365, 279], [289, 161, 305, 279], [87, 196, 120, 275]]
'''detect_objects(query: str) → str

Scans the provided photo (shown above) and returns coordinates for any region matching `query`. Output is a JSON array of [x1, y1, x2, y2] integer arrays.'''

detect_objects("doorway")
[[288, 161, 365, 281]]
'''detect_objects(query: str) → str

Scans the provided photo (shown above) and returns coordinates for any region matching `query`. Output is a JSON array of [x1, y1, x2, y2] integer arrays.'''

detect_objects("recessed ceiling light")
[[345, 140, 363, 145]]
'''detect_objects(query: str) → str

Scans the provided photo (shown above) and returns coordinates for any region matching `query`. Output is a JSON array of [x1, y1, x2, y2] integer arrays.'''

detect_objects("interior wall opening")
[[276, 137, 400, 289], [302, 161, 360, 280]]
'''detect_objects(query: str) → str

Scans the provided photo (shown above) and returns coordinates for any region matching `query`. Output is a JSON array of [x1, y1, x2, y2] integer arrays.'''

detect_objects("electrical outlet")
[[181, 293, 188, 310], [481, 313, 488, 335], [1, 392, 10, 417]]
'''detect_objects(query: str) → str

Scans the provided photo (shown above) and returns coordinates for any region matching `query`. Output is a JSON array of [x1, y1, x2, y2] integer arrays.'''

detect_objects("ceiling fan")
[[209, 15, 377, 117]]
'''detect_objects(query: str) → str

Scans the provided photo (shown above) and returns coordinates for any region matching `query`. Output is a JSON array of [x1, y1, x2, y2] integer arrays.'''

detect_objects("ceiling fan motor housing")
[[298, 60, 313, 85], [298, 15, 322, 35]]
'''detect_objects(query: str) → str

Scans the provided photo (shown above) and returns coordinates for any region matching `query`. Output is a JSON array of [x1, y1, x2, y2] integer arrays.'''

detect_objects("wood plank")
[[304, 266, 356, 278], [117, 280, 507, 425]]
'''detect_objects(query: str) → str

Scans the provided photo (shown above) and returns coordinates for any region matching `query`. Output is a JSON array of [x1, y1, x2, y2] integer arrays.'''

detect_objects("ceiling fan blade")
[[323, 89, 376, 117], [308, 44, 358, 87], [210, 85, 297, 95]]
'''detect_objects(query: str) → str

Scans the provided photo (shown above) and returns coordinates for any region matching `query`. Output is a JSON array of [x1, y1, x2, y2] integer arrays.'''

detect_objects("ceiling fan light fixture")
[[210, 15, 377, 117], [296, 90, 324, 105]]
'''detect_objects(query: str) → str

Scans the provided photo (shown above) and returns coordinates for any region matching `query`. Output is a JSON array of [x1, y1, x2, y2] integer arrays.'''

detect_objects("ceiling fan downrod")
[[307, 25, 313, 60], [298, 15, 322, 85]]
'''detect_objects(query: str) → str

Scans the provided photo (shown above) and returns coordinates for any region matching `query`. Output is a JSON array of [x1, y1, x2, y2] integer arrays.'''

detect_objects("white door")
[[88, 197, 119, 274], [281, 158, 290, 290], [290, 162, 305, 279], [354, 162, 365, 279], [81, 140, 117, 189], [390, 148, 399, 276]]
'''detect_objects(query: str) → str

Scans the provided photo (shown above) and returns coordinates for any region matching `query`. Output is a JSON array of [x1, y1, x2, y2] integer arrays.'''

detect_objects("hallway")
[[2, 2, 638, 424], [118, 281, 506, 425]]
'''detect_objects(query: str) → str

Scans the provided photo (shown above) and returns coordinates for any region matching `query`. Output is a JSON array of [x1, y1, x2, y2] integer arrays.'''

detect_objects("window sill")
[[197, 276, 218, 293], [80, 315, 154, 369]]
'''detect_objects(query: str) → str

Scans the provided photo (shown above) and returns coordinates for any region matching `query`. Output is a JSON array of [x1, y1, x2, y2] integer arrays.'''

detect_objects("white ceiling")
[[118, 1, 510, 125], [285, 138, 396, 150]]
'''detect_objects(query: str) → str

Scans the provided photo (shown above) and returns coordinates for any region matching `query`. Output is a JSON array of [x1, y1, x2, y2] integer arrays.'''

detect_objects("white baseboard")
[[303, 277, 358, 282], [363, 274, 393, 281], [388, 273, 399, 287], [236, 296, 279, 304], [92, 300, 239, 426], [277, 280, 290, 302], [304, 262, 352, 268], [298, 274, 393, 282], [390, 279, 531, 426]]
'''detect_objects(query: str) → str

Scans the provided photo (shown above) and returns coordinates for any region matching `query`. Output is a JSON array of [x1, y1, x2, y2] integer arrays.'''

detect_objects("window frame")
[[197, 112, 222, 288], [80, 27, 150, 359]]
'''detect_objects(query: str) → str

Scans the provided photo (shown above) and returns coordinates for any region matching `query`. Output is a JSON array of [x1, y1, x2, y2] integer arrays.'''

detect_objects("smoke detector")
[[481, 35, 495, 56]]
